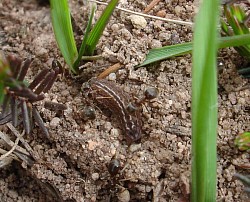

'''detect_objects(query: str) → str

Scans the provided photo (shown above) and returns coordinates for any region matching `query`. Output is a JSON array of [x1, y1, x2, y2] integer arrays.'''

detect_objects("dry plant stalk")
[[144, 0, 161, 13], [97, 63, 122, 79]]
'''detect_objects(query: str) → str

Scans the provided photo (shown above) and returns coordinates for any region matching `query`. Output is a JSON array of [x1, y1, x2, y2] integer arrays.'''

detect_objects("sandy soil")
[[0, 0, 249, 201]]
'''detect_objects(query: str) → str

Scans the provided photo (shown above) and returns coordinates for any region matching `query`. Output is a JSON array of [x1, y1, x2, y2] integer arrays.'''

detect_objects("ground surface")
[[0, 0, 250, 201]]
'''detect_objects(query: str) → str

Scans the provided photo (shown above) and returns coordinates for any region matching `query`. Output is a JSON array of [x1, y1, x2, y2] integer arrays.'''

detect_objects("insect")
[[87, 78, 142, 145]]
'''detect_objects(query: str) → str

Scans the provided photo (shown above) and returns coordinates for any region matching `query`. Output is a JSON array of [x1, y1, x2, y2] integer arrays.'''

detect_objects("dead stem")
[[0, 148, 19, 161], [0, 130, 24, 161], [7, 123, 40, 161], [0, 131, 29, 155], [97, 63, 122, 79], [144, 0, 161, 13]]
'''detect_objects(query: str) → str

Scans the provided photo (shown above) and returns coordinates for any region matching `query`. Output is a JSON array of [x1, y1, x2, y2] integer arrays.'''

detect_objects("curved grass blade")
[[85, 0, 119, 56], [50, 0, 78, 73], [191, 0, 219, 201], [138, 34, 250, 67], [73, 4, 96, 69]]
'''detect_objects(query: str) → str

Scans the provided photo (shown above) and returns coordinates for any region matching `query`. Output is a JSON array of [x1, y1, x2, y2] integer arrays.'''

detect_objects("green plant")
[[221, 3, 250, 57], [50, 0, 119, 74], [191, 0, 219, 201], [221, 3, 250, 78], [0, 53, 12, 104], [138, 34, 250, 67], [235, 132, 250, 151]]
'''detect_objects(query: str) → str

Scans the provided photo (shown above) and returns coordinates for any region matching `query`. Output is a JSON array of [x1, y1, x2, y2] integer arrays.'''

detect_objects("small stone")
[[110, 128, 120, 137], [108, 73, 116, 81], [158, 32, 171, 41], [88, 140, 99, 150], [228, 93, 237, 105], [50, 117, 60, 128], [129, 15, 147, 29], [174, 5, 185, 15], [145, 185, 152, 192], [150, 39, 162, 49], [156, 10, 166, 18], [61, 90, 69, 96], [117, 189, 130, 202], [111, 23, 119, 32], [129, 143, 141, 152], [91, 173, 99, 181], [36, 47, 47, 57], [103, 122, 112, 132]]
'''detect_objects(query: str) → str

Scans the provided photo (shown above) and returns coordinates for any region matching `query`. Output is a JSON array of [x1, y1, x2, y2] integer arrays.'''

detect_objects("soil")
[[0, 0, 249, 201]]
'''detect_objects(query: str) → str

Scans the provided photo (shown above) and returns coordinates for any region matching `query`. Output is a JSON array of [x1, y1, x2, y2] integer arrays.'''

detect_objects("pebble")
[[129, 15, 147, 29], [228, 93, 237, 105], [108, 73, 116, 81], [61, 90, 69, 97], [110, 128, 120, 138], [91, 173, 99, 181], [150, 39, 162, 48], [129, 143, 142, 152], [156, 10, 166, 18], [117, 189, 130, 202], [103, 122, 112, 132], [50, 117, 60, 128], [111, 23, 119, 32], [88, 140, 99, 151], [174, 5, 185, 15]]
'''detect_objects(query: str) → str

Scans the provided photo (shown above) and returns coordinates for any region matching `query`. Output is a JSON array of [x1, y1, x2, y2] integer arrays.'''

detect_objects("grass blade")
[[0, 53, 12, 104], [50, 0, 78, 73], [138, 34, 250, 67], [85, 0, 119, 56], [73, 4, 96, 69], [138, 42, 192, 67], [191, 0, 219, 201], [0, 82, 4, 104]]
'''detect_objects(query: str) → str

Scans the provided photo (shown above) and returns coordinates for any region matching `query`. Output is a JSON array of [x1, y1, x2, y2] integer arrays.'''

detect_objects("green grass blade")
[[50, 0, 78, 73], [0, 82, 4, 104], [138, 42, 192, 67], [0, 53, 11, 104], [73, 4, 96, 69], [138, 34, 250, 67], [219, 34, 250, 48], [191, 0, 219, 201], [85, 0, 119, 56]]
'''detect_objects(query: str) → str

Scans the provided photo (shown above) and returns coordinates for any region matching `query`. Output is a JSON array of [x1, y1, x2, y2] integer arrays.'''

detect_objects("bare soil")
[[0, 0, 249, 201]]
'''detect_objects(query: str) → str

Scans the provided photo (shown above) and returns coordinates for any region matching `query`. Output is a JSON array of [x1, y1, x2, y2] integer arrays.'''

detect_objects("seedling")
[[221, 3, 250, 78], [50, 0, 119, 74], [235, 132, 250, 151], [0, 53, 62, 136]]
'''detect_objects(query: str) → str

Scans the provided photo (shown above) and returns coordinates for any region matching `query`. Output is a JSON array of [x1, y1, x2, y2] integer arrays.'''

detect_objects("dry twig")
[[6, 123, 40, 161], [144, 0, 161, 13], [0, 131, 23, 161], [97, 63, 122, 79]]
